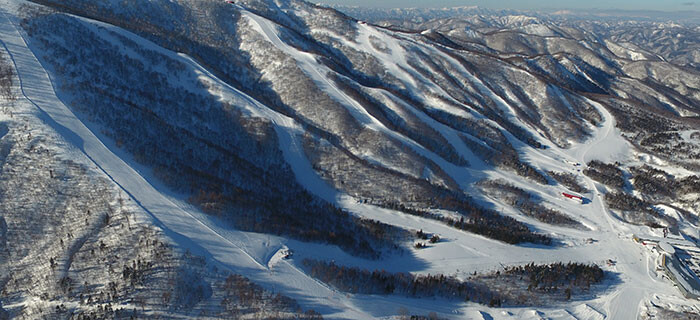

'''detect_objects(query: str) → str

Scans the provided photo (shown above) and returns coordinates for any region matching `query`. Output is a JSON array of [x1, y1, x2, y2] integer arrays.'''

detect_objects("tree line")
[[548, 171, 587, 194], [303, 259, 606, 307], [22, 12, 407, 259], [480, 180, 583, 228], [0, 51, 15, 100], [583, 160, 625, 189]]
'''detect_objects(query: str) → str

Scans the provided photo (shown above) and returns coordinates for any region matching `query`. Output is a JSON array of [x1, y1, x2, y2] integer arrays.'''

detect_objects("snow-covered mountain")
[[330, 5, 700, 24], [0, 0, 699, 319], [338, 6, 700, 72]]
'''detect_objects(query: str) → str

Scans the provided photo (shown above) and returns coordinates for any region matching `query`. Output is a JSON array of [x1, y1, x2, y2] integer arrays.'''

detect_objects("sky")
[[313, 0, 699, 12]]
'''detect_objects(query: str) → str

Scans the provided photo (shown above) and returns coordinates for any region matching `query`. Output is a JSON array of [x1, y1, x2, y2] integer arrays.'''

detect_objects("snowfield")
[[0, 4, 369, 319], [1, 0, 699, 318]]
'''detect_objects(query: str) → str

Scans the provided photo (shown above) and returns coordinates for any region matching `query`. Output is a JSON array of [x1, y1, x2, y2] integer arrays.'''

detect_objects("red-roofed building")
[[562, 192, 583, 203]]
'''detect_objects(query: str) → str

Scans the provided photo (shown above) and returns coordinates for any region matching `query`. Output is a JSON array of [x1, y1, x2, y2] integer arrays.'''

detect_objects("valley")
[[0, 0, 698, 318]]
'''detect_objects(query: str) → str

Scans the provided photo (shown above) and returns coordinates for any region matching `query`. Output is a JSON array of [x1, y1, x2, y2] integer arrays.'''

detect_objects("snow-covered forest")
[[1, 0, 699, 318]]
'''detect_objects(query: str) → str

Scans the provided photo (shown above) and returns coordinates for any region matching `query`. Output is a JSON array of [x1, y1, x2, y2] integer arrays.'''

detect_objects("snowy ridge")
[[0, 4, 370, 318], [1, 0, 699, 318]]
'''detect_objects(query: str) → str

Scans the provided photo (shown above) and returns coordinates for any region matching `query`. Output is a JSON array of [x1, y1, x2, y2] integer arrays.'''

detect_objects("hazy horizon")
[[314, 0, 699, 12]]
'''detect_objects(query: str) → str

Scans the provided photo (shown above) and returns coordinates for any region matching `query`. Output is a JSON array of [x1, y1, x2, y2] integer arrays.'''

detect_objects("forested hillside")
[[0, 0, 698, 318]]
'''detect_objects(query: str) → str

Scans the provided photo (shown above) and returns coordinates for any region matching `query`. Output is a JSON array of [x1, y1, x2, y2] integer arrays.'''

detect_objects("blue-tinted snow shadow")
[[480, 311, 495, 320]]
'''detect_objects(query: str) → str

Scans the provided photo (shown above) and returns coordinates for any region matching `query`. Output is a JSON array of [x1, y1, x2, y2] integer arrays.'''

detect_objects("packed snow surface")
[[0, 0, 698, 318]]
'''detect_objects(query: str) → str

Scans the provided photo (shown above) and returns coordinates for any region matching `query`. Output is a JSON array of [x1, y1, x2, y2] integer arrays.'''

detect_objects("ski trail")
[[570, 100, 649, 320], [240, 9, 478, 189], [2, 1, 690, 318], [173, 53, 339, 202], [0, 6, 373, 319], [0, 4, 267, 272]]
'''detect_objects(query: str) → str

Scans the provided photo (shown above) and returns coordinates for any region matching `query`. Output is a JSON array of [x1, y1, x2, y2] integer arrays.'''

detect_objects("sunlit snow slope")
[[2, 0, 700, 318]]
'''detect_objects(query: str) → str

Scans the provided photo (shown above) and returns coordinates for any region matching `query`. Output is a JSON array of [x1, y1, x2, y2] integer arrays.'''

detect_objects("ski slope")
[[0, 4, 373, 318], [241, 8, 485, 190], [1, 0, 697, 318], [237, 7, 695, 319]]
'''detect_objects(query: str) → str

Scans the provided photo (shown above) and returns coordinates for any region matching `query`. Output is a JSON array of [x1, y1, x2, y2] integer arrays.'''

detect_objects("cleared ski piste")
[[0, 4, 372, 319], [1, 1, 696, 318]]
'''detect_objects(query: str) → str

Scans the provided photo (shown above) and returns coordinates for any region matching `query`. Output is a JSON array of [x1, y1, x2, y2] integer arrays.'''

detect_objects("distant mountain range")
[[1, 0, 699, 318], [329, 5, 700, 25]]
